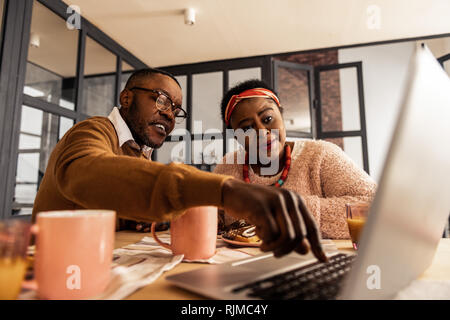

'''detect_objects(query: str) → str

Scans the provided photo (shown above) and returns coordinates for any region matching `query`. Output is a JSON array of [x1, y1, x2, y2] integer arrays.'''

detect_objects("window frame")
[[158, 57, 270, 167], [0, 0, 148, 220]]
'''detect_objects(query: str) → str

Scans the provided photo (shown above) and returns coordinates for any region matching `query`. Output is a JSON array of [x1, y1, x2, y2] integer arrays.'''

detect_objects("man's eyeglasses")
[[128, 87, 188, 124]]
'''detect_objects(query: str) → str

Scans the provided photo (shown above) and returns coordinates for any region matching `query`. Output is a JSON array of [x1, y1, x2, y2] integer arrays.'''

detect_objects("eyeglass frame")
[[127, 86, 188, 121]]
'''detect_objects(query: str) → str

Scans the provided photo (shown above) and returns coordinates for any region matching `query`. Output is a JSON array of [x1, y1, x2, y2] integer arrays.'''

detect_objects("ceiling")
[[61, 0, 450, 67]]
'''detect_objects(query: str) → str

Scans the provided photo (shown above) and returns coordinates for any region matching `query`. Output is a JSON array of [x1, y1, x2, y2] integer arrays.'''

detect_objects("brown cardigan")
[[32, 117, 231, 228]]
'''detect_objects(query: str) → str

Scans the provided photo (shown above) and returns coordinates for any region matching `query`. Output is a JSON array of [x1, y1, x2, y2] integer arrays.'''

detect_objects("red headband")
[[224, 88, 281, 126]]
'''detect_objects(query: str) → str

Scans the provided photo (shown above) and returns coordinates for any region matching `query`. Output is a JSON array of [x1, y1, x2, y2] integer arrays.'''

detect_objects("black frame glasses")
[[128, 87, 188, 123]]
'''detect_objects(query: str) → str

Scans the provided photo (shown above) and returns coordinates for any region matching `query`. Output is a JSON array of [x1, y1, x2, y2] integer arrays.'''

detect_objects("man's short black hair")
[[124, 68, 181, 90], [220, 79, 279, 127]]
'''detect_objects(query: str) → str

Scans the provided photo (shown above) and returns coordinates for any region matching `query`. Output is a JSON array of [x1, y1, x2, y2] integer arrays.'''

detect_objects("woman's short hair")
[[220, 79, 279, 127]]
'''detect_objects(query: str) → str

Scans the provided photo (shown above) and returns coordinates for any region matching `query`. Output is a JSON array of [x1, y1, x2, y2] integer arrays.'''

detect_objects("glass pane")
[[120, 60, 135, 91], [24, 1, 78, 110], [16, 153, 40, 184], [156, 141, 187, 164], [59, 117, 74, 140], [192, 138, 223, 165], [19, 134, 41, 150], [173, 75, 187, 132], [339, 68, 361, 131], [82, 36, 116, 116], [13, 105, 62, 216], [192, 72, 223, 134], [228, 67, 261, 89], [276, 66, 311, 133], [320, 67, 361, 132], [14, 152, 40, 216], [20, 105, 43, 135], [324, 137, 364, 170]]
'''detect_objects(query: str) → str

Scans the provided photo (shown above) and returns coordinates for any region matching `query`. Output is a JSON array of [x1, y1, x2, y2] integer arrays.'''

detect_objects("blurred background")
[[0, 0, 448, 224]]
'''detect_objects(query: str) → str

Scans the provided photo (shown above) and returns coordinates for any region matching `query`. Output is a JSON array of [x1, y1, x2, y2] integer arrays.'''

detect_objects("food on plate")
[[223, 225, 261, 244]]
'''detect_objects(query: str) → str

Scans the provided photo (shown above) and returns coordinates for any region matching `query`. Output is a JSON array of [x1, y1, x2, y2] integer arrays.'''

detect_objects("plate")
[[221, 235, 262, 247]]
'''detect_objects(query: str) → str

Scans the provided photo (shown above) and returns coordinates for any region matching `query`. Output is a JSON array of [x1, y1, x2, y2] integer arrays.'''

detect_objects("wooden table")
[[115, 231, 450, 300]]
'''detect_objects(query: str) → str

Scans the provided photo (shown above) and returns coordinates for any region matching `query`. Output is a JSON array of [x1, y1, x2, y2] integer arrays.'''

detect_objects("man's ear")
[[119, 89, 132, 109]]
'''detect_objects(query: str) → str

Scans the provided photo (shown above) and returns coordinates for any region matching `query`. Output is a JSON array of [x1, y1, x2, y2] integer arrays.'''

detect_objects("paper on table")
[[121, 235, 339, 263], [95, 247, 183, 300], [130, 235, 253, 264]]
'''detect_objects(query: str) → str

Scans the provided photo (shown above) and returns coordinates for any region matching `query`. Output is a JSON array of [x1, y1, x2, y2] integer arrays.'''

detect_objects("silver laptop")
[[166, 45, 450, 300]]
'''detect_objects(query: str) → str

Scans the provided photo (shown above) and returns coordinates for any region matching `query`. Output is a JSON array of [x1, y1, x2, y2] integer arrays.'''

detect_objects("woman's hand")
[[221, 179, 328, 262]]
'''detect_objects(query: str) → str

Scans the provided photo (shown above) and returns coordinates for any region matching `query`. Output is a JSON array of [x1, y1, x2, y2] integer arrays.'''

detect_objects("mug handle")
[[151, 223, 172, 251], [21, 224, 39, 291]]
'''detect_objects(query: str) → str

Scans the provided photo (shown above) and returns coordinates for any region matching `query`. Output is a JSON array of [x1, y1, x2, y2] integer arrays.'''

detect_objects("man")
[[32, 68, 326, 261]]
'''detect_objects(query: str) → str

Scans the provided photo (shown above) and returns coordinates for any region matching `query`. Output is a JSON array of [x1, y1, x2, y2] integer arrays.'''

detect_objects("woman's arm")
[[302, 141, 377, 239]]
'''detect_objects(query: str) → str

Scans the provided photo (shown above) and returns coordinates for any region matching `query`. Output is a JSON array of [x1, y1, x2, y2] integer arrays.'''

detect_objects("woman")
[[214, 79, 376, 239]]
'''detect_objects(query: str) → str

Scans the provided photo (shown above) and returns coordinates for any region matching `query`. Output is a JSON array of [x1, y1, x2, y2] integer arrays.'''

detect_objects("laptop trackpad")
[[235, 251, 317, 273]]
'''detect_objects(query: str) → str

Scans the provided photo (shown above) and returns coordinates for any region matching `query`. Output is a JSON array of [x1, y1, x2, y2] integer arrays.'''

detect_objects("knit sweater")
[[213, 140, 377, 239], [32, 117, 231, 227]]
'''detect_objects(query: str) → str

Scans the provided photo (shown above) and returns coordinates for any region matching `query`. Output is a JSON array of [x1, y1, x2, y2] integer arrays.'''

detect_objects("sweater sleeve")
[[302, 141, 377, 239], [53, 120, 232, 223]]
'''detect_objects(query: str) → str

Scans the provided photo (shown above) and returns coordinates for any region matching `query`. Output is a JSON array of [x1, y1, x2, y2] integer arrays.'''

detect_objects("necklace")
[[243, 144, 291, 187]]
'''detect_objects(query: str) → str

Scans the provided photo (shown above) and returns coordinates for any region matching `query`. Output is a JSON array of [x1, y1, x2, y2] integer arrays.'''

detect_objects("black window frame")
[[314, 62, 370, 174], [0, 0, 148, 220], [158, 56, 271, 168]]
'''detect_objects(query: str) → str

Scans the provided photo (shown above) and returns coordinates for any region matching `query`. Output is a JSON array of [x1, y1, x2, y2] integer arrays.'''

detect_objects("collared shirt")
[[108, 107, 153, 159]]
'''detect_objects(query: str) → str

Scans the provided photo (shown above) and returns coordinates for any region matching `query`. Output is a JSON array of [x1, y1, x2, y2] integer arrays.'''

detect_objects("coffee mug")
[[151, 206, 217, 260], [31, 210, 116, 299]]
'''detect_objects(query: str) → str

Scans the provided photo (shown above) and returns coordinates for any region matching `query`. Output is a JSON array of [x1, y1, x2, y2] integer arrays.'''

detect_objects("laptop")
[[166, 44, 450, 300]]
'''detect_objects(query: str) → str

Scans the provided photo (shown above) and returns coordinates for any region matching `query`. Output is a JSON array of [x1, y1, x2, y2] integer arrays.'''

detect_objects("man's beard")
[[127, 102, 164, 149]]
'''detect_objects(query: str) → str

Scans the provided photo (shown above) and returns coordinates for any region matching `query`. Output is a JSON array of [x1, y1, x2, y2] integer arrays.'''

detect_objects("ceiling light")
[[30, 33, 40, 48], [184, 8, 195, 26]]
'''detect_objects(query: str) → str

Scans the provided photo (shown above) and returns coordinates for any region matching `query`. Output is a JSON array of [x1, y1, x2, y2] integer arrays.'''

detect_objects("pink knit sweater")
[[213, 139, 377, 239]]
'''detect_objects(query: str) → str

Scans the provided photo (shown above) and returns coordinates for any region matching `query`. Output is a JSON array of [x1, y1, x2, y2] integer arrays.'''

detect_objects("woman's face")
[[229, 97, 286, 161]]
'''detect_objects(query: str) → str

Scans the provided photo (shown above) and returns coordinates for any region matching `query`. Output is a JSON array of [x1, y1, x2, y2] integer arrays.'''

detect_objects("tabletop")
[[114, 231, 450, 300]]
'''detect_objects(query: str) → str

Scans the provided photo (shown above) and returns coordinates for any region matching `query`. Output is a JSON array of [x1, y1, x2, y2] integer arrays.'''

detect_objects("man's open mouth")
[[149, 122, 168, 136]]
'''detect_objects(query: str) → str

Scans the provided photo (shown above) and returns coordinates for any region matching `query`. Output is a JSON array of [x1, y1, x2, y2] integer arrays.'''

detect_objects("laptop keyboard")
[[231, 253, 356, 300]]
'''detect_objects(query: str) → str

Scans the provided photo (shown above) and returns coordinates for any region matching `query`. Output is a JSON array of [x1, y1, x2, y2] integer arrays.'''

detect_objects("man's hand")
[[221, 179, 328, 262]]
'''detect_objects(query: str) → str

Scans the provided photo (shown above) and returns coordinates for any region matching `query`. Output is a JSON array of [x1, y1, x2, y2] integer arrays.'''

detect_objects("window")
[[192, 71, 223, 134], [23, 1, 78, 110], [13, 105, 73, 216], [315, 63, 369, 173], [82, 36, 117, 116], [120, 60, 135, 91], [273, 61, 313, 136], [12, 1, 80, 216], [156, 64, 264, 168], [2, 0, 145, 219], [228, 67, 261, 88]]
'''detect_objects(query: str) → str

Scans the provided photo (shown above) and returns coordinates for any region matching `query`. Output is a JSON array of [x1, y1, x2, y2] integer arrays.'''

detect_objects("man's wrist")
[[221, 178, 236, 208]]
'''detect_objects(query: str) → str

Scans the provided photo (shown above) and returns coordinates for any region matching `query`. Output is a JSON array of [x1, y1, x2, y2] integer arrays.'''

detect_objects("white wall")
[[338, 41, 416, 181]]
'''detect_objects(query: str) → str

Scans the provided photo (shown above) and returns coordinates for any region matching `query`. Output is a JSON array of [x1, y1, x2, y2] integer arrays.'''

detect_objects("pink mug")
[[31, 210, 116, 299], [151, 206, 217, 260]]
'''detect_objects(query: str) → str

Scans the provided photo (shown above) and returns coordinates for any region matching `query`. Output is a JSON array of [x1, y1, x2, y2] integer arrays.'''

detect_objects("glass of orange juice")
[[346, 202, 370, 250], [0, 220, 31, 300]]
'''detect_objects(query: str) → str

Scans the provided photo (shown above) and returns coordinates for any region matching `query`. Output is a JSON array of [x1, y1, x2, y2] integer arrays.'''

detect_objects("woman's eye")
[[263, 116, 273, 124], [242, 125, 252, 132]]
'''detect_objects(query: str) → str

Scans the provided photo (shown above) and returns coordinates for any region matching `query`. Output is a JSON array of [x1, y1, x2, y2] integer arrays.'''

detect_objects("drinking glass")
[[346, 202, 370, 250], [0, 220, 31, 300]]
